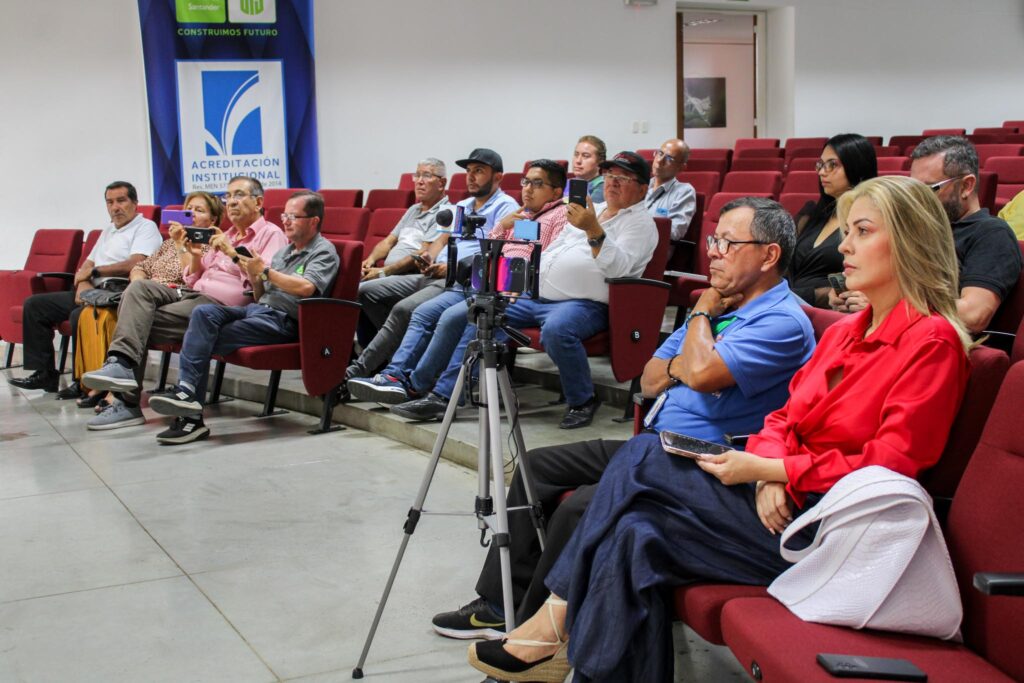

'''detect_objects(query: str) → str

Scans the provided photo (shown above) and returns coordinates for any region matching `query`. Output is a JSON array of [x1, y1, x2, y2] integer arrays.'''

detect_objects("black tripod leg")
[[352, 364, 468, 679]]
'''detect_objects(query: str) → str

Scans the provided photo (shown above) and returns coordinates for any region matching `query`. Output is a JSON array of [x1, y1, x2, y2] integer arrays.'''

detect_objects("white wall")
[[4, 0, 1024, 269]]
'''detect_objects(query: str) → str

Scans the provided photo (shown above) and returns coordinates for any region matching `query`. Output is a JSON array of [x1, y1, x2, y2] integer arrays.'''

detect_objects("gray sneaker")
[[87, 399, 145, 431], [83, 358, 139, 393]]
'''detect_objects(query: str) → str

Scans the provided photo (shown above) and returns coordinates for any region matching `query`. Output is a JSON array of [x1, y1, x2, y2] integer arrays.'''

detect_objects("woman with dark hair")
[[788, 133, 877, 307]]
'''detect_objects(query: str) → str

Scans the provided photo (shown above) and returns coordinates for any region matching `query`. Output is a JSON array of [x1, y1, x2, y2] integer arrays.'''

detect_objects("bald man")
[[646, 138, 697, 240]]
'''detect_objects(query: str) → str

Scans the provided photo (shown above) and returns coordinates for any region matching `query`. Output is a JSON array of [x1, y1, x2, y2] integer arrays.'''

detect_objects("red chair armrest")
[[298, 297, 360, 397], [605, 277, 671, 382]]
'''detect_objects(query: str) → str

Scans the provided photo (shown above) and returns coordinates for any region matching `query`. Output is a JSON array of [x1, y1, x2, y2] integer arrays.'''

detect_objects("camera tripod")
[[353, 291, 547, 679]]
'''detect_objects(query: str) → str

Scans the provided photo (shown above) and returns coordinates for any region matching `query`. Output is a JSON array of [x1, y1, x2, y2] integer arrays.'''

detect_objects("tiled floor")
[[1, 360, 745, 682]]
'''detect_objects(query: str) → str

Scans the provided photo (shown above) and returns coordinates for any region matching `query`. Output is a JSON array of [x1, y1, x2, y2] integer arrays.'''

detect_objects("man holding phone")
[[352, 159, 569, 408], [429, 197, 815, 641], [83, 175, 286, 428]]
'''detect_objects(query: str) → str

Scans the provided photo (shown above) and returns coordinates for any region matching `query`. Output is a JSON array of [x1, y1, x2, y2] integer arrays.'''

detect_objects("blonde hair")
[[837, 175, 973, 352], [183, 191, 224, 226]]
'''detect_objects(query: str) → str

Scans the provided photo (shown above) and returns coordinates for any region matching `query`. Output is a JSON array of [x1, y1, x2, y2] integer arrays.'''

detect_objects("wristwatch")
[[90, 267, 100, 279], [260, 267, 271, 282], [587, 232, 606, 248]]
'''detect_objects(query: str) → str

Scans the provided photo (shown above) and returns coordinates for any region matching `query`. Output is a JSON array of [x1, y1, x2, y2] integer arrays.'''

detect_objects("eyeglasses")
[[412, 172, 442, 181], [706, 235, 768, 255], [815, 159, 842, 174], [520, 178, 555, 189], [653, 150, 676, 164], [221, 191, 255, 202], [927, 175, 965, 193], [280, 213, 312, 222], [602, 173, 639, 185]]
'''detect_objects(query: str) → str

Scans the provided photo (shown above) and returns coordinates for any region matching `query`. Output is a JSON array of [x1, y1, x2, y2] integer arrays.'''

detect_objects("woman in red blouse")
[[468, 176, 973, 683]]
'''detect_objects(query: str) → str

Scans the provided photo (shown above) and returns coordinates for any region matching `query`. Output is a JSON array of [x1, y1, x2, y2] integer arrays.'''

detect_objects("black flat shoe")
[[559, 395, 601, 430], [10, 371, 59, 392], [76, 392, 106, 409], [467, 597, 570, 683], [56, 381, 82, 400]]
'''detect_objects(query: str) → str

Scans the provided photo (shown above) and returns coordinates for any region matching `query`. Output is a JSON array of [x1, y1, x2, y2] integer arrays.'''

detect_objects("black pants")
[[475, 439, 627, 625], [21, 290, 83, 374]]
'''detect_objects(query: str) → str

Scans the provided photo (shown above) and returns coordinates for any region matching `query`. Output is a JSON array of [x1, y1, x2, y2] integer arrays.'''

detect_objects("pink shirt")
[[182, 216, 287, 306], [487, 199, 568, 259]]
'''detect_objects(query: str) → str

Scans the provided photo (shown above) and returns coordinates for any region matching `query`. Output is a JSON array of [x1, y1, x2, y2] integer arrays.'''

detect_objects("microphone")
[[436, 209, 453, 228]]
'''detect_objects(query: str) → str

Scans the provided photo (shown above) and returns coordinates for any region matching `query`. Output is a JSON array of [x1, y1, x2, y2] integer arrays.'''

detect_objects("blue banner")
[[137, 0, 319, 205]]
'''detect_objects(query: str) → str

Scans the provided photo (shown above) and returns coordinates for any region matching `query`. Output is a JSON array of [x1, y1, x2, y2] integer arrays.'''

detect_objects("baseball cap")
[[599, 151, 651, 185], [455, 148, 504, 173]]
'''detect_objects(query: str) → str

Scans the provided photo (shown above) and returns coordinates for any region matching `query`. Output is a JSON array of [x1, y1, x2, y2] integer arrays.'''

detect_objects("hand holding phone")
[[568, 178, 589, 208], [828, 272, 848, 294], [234, 246, 254, 259], [659, 431, 730, 461], [186, 227, 214, 245]]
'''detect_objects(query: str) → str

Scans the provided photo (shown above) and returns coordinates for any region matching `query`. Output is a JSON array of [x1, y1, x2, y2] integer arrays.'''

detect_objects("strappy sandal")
[[468, 597, 570, 683]]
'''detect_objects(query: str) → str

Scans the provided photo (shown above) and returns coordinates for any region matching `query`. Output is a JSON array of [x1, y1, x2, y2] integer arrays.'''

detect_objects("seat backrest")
[[783, 147, 823, 165], [922, 128, 966, 136], [24, 229, 84, 274], [688, 148, 732, 163], [786, 157, 819, 172], [323, 238, 363, 301], [264, 188, 310, 207], [1002, 120, 1024, 132], [985, 156, 1024, 183], [782, 171, 821, 194], [975, 144, 1024, 167], [644, 217, 672, 280], [730, 158, 785, 173], [684, 158, 729, 177], [876, 157, 911, 172], [79, 230, 103, 269], [635, 149, 657, 162], [919, 344, 1009, 499], [721, 171, 783, 197], [445, 189, 470, 204], [733, 147, 784, 161], [946, 361, 1024, 681], [977, 171, 998, 212], [365, 189, 415, 210], [779, 193, 818, 219], [321, 207, 371, 241], [319, 189, 363, 208], [676, 171, 720, 198], [398, 173, 415, 190], [873, 145, 901, 157], [974, 127, 1011, 138], [985, 241, 1024, 334], [733, 138, 779, 152], [863, 136, 884, 146], [784, 137, 828, 153], [799, 304, 846, 341], [888, 135, 926, 155], [364, 208, 408, 256], [499, 173, 523, 191], [448, 173, 467, 191], [137, 205, 161, 223]]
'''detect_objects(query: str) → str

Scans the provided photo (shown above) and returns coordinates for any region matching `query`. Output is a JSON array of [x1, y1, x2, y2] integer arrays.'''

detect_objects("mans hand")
[[360, 257, 374, 273], [209, 229, 234, 257], [73, 280, 92, 305], [755, 481, 793, 535], [243, 255, 266, 279], [361, 267, 383, 282], [414, 251, 432, 273], [696, 449, 762, 485], [424, 261, 447, 279], [566, 196, 600, 234], [693, 287, 743, 318], [496, 208, 525, 235], [73, 265, 94, 286]]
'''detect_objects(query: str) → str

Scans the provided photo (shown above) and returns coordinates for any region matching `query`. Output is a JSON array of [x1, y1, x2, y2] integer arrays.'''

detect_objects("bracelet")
[[685, 310, 714, 328], [666, 356, 682, 385]]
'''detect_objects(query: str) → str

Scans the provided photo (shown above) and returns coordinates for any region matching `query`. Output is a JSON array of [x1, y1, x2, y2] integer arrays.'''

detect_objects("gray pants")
[[347, 279, 445, 379], [358, 273, 430, 330], [107, 280, 219, 403]]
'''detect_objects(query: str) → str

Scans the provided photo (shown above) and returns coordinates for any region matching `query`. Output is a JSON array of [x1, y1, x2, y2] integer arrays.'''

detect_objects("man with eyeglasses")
[[353, 159, 569, 411], [83, 175, 286, 430], [145, 191, 338, 443], [428, 196, 813, 640], [646, 138, 697, 240], [389, 152, 658, 430], [897, 136, 1022, 333], [343, 148, 518, 394], [356, 158, 451, 344]]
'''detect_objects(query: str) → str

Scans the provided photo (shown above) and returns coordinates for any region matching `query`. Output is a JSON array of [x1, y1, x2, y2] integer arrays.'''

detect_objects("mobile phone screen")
[[659, 431, 730, 460], [568, 178, 588, 207], [513, 219, 540, 241]]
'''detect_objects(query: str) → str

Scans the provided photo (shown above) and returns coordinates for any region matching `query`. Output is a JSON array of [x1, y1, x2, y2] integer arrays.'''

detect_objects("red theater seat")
[[729, 158, 785, 173], [264, 188, 310, 207], [923, 128, 966, 136], [876, 157, 911, 172], [676, 171, 720, 198], [319, 189, 364, 208], [782, 171, 821, 194], [321, 207, 371, 241], [721, 171, 783, 197], [779, 193, 819, 219], [733, 147, 783, 161], [734, 138, 779, 153], [683, 158, 729, 177], [365, 189, 415, 210], [363, 208, 408, 257]]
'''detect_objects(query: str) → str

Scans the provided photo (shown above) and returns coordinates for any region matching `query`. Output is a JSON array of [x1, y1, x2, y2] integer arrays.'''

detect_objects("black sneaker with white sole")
[[156, 416, 210, 444], [431, 596, 506, 640], [148, 384, 204, 417]]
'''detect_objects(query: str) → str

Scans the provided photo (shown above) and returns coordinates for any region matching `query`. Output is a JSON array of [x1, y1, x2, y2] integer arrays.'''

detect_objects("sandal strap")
[[505, 637, 561, 648], [545, 597, 567, 643]]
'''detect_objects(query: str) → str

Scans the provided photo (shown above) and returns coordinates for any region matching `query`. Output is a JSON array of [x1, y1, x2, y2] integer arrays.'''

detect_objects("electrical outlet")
[[640, 120, 649, 133], [632, 120, 640, 134]]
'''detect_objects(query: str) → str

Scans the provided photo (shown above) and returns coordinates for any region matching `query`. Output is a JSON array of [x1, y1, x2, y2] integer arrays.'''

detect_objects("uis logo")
[[175, 0, 277, 23], [229, 0, 276, 22], [201, 70, 263, 156]]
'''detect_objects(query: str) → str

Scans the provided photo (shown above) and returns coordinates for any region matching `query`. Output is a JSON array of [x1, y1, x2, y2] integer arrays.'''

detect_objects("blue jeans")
[[177, 303, 297, 404], [381, 289, 467, 383], [433, 297, 608, 406]]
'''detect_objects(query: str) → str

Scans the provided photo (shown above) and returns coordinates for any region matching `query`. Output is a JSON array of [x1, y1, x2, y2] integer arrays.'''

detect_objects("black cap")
[[599, 151, 651, 185], [455, 148, 503, 173]]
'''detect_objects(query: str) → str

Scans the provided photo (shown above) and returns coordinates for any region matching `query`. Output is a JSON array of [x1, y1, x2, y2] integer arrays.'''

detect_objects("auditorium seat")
[[363, 208, 407, 257], [265, 206, 285, 227], [888, 135, 927, 155], [873, 145, 901, 157], [398, 173, 414, 190], [864, 136, 884, 146], [676, 171, 721, 198], [504, 189, 522, 204], [721, 171, 783, 198], [635, 149, 656, 162], [365, 189, 415, 210], [783, 137, 828, 164], [781, 171, 821, 194], [974, 144, 1024, 167], [729, 158, 785, 173], [783, 147, 823, 168], [445, 189, 470, 203], [923, 128, 967, 136], [786, 157, 819, 173], [974, 127, 1012, 139], [981, 241, 1024, 343], [688, 148, 732, 166], [683, 158, 729, 177], [985, 157, 1024, 207], [1002, 120, 1024, 133], [734, 138, 780, 153], [779, 193, 819, 219], [137, 205, 161, 223], [499, 173, 523, 191], [732, 147, 783, 161], [321, 207, 371, 241], [876, 156, 911, 172], [721, 360, 1024, 682], [264, 188, 310, 207], [448, 173, 467, 191], [0, 229, 84, 367], [978, 171, 998, 213], [319, 189, 364, 208]]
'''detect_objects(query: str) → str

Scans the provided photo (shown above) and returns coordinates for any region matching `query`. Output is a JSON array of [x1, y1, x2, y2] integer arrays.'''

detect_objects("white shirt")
[[539, 200, 658, 303], [88, 213, 163, 283]]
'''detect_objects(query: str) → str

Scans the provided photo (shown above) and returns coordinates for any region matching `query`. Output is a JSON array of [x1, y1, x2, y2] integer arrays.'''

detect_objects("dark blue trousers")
[[544, 433, 816, 682]]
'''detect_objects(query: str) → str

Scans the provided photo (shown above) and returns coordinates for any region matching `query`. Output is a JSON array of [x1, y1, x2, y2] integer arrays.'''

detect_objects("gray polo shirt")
[[260, 232, 340, 319], [384, 196, 451, 266], [646, 178, 697, 241]]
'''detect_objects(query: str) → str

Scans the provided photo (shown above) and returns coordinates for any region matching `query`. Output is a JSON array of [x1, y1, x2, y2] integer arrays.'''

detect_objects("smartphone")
[[411, 253, 429, 267], [816, 654, 927, 681], [513, 219, 540, 241], [502, 257, 528, 293], [828, 272, 848, 294], [163, 209, 194, 226], [186, 227, 214, 244], [234, 245, 253, 258], [568, 178, 589, 208], [659, 431, 730, 460]]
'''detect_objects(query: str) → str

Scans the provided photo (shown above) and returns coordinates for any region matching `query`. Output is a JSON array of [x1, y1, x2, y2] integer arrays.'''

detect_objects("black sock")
[[109, 351, 135, 369]]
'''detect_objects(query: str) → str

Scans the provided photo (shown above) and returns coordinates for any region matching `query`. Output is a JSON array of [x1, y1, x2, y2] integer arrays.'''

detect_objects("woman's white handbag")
[[768, 466, 963, 641]]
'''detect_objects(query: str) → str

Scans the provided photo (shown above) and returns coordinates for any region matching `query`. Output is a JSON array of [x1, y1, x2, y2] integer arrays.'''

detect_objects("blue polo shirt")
[[436, 189, 519, 263], [651, 279, 815, 444]]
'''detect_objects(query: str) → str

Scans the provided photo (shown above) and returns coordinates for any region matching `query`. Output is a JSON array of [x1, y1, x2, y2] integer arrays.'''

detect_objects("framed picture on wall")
[[683, 77, 726, 129]]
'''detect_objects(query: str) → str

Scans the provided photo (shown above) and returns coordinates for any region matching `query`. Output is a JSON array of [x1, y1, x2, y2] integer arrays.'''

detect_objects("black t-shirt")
[[786, 201, 843, 306], [953, 209, 1021, 300]]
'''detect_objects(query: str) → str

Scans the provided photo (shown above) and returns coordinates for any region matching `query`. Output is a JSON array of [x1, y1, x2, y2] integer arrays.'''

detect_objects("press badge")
[[643, 391, 669, 429]]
